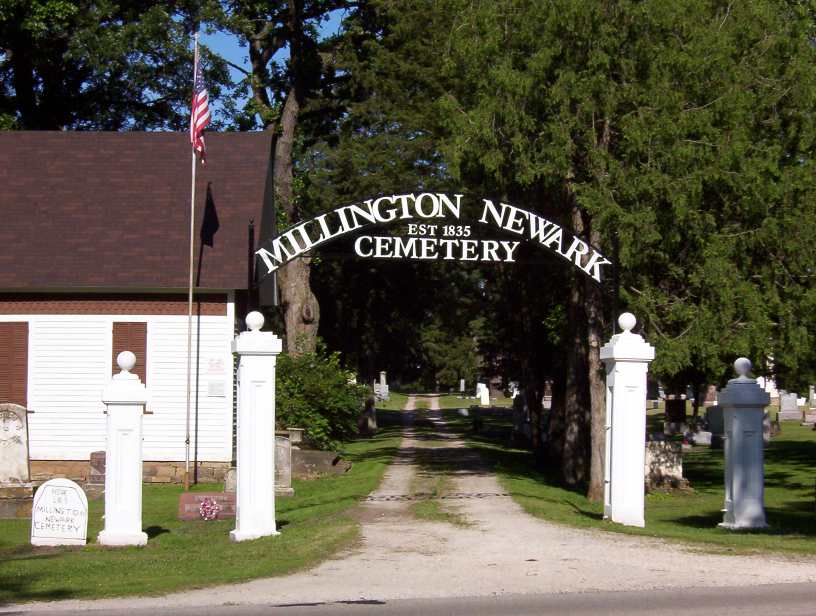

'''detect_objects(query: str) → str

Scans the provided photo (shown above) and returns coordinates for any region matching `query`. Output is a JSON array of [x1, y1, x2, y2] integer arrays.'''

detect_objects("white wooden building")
[[0, 132, 273, 480]]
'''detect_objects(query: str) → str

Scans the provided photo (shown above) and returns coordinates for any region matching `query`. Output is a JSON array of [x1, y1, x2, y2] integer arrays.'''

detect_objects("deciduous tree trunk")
[[586, 227, 607, 502], [561, 195, 590, 485], [272, 88, 320, 354]]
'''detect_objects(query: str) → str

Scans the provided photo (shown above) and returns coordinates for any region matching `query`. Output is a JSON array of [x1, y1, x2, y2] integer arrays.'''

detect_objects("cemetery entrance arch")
[[255, 192, 614, 285]]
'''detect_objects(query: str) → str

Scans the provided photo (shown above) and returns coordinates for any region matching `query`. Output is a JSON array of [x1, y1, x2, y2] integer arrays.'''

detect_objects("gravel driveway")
[[8, 395, 816, 613]]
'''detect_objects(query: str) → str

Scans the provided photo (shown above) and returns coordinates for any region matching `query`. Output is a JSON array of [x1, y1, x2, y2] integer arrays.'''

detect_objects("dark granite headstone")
[[665, 396, 687, 423]]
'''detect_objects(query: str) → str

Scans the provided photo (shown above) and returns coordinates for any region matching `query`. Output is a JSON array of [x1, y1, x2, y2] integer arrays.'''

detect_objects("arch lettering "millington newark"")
[[256, 192, 613, 283]]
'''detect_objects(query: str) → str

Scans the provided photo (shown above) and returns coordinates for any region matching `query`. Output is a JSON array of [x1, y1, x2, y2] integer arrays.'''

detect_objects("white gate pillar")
[[719, 358, 769, 529], [230, 311, 282, 542], [600, 313, 655, 528], [98, 351, 149, 547]]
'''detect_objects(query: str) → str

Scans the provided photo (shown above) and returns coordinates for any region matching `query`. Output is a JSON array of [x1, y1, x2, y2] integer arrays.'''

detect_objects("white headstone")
[[459, 379, 466, 393], [31, 478, 88, 546], [0, 403, 30, 486], [477, 383, 490, 407]]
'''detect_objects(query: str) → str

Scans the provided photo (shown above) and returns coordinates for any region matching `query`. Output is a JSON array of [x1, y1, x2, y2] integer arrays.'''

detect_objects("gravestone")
[[703, 385, 718, 407], [178, 491, 236, 520], [665, 395, 687, 423], [287, 427, 304, 447], [689, 430, 712, 446], [477, 383, 490, 406], [763, 412, 772, 445], [222, 435, 293, 497], [0, 403, 34, 518], [644, 442, 687, 491], [809, 385, 816, 410], [358, 397, 378, 436], [373, 371, 390, 402], [224, 467, 237, 493], [705, 405, 725, 448], [459, 379, 466, 396], [778, 392, 801, 421], [511, 393, 528, 441], [31, 478, 88, 546], [507, 381, 520, 399], [84, 451, 105, 500], [275, 434, 294, 497]]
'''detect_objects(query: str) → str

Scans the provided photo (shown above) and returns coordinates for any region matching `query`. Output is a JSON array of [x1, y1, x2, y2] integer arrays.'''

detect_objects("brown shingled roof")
[[0, 131, 271, 291]]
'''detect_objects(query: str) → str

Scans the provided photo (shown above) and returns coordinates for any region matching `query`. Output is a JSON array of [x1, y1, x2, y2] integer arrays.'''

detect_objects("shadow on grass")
[[0, 570, 74, 606], [145, 526, 170, 539]]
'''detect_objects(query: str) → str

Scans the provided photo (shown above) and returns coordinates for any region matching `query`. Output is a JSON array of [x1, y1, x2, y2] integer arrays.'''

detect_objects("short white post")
[[719, 358, 769, 529], [600, 313, 655, 528], [230, 311, 282, 542], [98, 351, 149, 547]]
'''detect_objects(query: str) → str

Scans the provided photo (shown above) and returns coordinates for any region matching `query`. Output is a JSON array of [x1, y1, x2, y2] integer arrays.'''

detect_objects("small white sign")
[[208, 380, 226, 397], [31, 478, 88, 546]]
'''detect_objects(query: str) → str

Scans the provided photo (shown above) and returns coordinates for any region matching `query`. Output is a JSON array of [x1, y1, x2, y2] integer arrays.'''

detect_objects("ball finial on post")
[[246, 311, 265, 332], [618, 312, 636, 333], [734, 357, 752, 377], [117, 351, 136, 373]]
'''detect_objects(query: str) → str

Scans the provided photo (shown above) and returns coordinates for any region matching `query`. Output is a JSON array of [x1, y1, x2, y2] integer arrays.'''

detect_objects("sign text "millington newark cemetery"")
[[256, 193, 612, 282]]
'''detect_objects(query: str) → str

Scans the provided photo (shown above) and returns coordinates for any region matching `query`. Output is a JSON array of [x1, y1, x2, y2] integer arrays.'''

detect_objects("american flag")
[[190, 45, 210, 162]]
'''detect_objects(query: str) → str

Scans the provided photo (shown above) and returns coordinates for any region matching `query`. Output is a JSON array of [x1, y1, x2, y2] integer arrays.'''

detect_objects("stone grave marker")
[[84, 450, 105, 500], [275, 434, 294, 497], [178, 491, 236, 521], [809, 385, 816, 410], [222, 436, 294, 499], [0, 403, 34, 518], [644, 441, 687, 490], [703, 385, 718, 407], [224, 467, 237, 493], [373, 371, 389, 402], [30, 478, 88, 546], [358, 397, 377, 436], [477, 382, 490, 406], [778, 392, 801, 421], [705, 405, 725, 448], [459, 379, 466, 396]]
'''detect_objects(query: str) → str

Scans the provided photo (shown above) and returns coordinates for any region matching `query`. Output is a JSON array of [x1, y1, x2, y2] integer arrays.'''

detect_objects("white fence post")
[[98, 351, 148, 547], [718, 358, 769, 529], [230, 311, 282, 542], [600, 313, 655, 528]]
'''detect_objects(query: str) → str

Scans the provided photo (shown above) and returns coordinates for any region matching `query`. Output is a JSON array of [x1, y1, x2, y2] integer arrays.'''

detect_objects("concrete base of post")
[[97, 530, 148, 547], [229, 528, 280, 543]]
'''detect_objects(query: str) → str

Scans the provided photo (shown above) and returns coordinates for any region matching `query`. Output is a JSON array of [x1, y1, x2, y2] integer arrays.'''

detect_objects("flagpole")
[[184, 32, 200, 492]]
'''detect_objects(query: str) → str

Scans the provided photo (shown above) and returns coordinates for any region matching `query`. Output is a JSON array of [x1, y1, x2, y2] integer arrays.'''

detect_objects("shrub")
[[276, 343, 368, 450]]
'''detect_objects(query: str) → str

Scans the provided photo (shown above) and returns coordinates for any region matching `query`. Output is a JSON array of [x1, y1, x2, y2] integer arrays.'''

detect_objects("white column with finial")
[[718, 358, 769, 529], [98, 351, 149, 547], [600, 313, 655, 528], [230, 311, 283, 542]]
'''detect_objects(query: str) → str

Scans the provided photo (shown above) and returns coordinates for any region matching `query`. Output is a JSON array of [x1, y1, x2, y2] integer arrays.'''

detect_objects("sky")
[[200, 10, 345, 123]]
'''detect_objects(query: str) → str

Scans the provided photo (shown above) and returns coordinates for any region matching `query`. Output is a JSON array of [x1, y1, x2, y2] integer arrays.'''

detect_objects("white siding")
[[145, 316, 233, 461], [0, 308, 234, 462], [27, 318, 110, 459]]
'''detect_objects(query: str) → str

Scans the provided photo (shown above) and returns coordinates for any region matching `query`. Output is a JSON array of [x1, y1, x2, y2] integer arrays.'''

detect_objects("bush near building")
[[277, 343, 369, 450]]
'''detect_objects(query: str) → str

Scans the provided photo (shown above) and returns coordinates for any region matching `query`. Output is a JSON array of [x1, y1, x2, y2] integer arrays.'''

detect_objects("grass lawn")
[[436, 394, 513, 409], [0, 414, 402, 604], [374, 392, 409, 411], [443, 409, 816, 556]]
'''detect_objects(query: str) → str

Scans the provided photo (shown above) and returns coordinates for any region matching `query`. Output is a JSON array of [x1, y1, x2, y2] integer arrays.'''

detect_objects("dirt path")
[[12, 396, 816, 612]]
